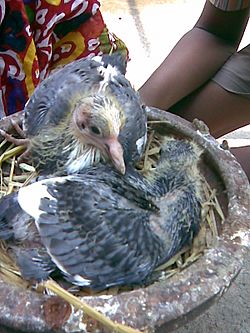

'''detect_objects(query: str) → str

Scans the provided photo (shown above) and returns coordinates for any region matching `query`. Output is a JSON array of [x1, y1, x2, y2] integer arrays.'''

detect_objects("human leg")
[[231, 146, 250, 179], [169, 81, 250, 179], [170, 80, 250, 138]]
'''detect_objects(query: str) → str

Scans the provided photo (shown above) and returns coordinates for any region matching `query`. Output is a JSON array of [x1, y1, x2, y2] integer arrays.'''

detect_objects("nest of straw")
[[0, 124, 225, 333]]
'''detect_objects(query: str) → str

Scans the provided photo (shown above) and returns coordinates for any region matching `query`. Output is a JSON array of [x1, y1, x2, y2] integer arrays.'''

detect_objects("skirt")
[[212, 43, 250, 99]]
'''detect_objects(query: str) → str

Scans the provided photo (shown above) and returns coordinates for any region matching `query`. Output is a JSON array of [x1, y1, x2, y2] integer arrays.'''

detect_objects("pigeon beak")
[[104, 137, 126, 174]]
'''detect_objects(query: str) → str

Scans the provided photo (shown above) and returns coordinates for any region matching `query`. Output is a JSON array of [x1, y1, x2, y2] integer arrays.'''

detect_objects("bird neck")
[[65, 143, 103, 174], [29, 126, 104, 175]]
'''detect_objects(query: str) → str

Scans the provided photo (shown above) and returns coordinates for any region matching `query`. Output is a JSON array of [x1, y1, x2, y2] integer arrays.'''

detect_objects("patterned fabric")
[[209, 0, 250, 11], [0, 1, 128, 117]]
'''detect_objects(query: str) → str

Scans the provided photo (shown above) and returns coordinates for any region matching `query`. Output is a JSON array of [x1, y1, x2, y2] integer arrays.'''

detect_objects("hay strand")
[[42, 280, 142, 333], [0, 145, 25, 166]]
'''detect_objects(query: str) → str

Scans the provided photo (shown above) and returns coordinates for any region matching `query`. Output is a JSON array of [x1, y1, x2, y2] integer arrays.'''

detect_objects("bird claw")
[[0, 117, 29, 147], [0, 128, 29, 146], [10, 118, 26, 138], [17, 148, 31, 164], [0, 116, 28, 144], [0, 120, 31, 164]]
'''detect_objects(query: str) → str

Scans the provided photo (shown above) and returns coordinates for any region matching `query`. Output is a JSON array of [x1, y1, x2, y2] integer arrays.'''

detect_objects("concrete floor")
[[102, 0, 206, 89], [101, 1, 250, 332]]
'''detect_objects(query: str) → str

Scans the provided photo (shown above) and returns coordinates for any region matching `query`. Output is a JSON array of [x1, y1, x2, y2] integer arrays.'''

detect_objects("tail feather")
[[16, 248, 57, 282]]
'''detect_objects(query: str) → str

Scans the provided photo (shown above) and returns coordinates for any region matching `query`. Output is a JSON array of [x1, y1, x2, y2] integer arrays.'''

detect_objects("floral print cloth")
[[0, 0, 128, 117]]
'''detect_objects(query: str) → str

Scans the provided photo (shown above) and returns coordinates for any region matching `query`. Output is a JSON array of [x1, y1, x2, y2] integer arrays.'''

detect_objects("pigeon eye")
[[90, 126, 101, 135]]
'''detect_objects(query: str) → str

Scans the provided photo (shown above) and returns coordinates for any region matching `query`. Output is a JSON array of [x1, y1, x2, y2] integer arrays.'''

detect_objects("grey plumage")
[[0, 138, 204, 290], [22, 54, 147, 175]]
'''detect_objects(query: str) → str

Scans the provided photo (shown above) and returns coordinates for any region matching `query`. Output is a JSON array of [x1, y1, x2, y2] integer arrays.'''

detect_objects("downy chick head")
[[158, 137, 203, 170], [25, 54, 142, 175], [144, 137, 204, 190], [152, 137, 205, 200], [28, 91, 126, 175], [70, 93, 126, 174]]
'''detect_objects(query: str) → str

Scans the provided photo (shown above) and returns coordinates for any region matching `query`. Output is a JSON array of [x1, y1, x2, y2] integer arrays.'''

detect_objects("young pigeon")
[[0, 55, 147, 175], [0, 138, 204, 290]]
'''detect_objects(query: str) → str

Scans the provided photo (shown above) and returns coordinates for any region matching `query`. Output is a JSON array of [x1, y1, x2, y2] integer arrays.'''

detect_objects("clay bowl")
[[0, 107, 249, 333]]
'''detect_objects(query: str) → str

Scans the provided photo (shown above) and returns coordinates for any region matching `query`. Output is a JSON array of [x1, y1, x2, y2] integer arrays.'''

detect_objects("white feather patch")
[[136, 132, 147, 155], [17, 176, 90, 282], [71, 274, 91, 286], [17, 177, 67, 220], [92, 55, 103, 64], [66, 145, 102, 173], [97, 64, 119, 92]]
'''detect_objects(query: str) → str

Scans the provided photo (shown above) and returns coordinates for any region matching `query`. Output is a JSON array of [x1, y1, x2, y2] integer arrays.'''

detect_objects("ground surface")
[[102, 1, 250, 332]]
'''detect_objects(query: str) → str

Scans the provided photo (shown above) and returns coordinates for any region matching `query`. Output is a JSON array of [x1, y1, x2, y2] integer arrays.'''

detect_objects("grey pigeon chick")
[[0, 54, 147, 175], [0, 138, 204, 290]]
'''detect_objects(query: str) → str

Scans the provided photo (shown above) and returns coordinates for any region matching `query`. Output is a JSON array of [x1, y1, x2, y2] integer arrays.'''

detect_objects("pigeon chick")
[[0, 54, 147, 175], [0, 138, 204, 290]]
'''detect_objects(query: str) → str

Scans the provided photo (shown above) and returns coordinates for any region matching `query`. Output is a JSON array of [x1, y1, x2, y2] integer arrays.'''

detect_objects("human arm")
[[139, 0, 250, 109]]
